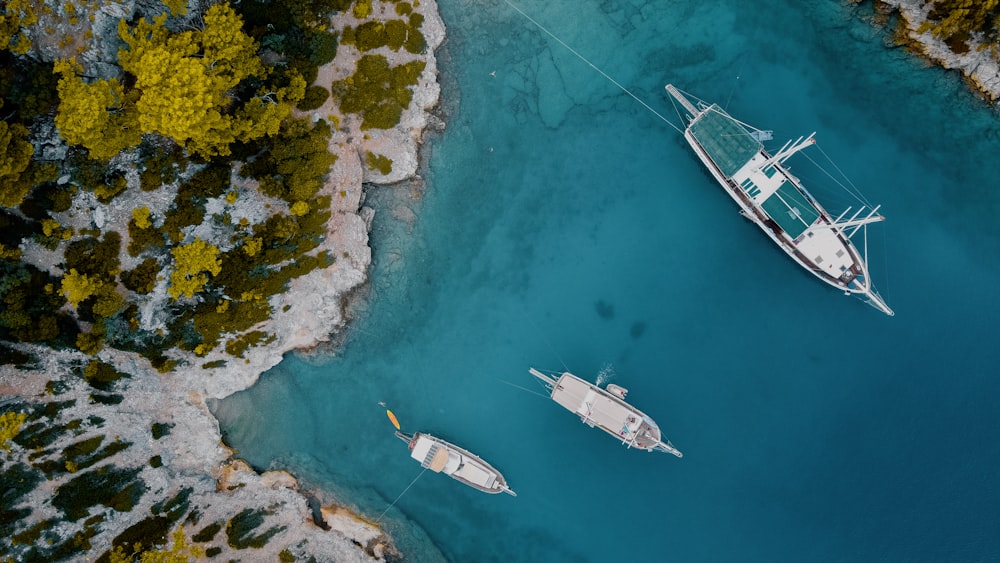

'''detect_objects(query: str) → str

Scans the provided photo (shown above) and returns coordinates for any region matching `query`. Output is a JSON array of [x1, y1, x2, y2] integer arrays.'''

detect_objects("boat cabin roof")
[[410, 434, 499, 490], [552, 374, 657, 445], [689, 104, 761, 177], [690, 105, 822, 239]]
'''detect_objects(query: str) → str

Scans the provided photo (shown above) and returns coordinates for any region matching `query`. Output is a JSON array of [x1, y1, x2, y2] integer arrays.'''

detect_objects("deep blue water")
[[213, 1, 1000, 560]]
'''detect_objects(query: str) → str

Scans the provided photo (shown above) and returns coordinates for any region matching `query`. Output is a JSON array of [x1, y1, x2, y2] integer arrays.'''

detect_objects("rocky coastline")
[[875, 0, 1000, 104], [0, 0, 446, 561]]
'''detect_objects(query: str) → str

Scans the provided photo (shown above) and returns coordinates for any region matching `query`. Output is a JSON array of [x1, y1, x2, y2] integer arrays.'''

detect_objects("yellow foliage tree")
[[242, 237, 263, 257], [0, 411, 27, 451], [61, 268, 103, 307], [230, 72, 306, 144], [200, 5, 264, 90], [54, 60, 142, 160], [117, 5, 299, 158], [0, 0, 36, 54], [0, 120, 35, 207], [108, 526, 205, 563], [133, 206, 152, 229], [920, 0, 1000, 41], [169, 238, 221, 299]]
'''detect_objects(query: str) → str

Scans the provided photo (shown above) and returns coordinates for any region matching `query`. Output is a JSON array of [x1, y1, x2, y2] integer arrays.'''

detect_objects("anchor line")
[[376, 467, 428, 523], [501, 0, 684, 134], [496, 377, 551, 398]]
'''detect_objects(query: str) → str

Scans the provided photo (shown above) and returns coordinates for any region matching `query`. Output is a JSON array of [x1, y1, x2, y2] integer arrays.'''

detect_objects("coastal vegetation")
[[917, 0, 1000, 52], [2, 0, 434, 559], [0, 0, 431, 367]]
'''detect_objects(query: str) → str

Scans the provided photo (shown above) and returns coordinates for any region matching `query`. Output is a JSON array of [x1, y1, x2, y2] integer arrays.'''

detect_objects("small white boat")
[[529, 368, 682, 457], [395, 431, 516, 496], [665, 84, 893, 316]]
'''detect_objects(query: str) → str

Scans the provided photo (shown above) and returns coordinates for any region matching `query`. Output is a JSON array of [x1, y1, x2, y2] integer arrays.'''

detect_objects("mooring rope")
[[502, 0, 684, 134], [376, 467, 428, 523], [496, 377, 551, 398]]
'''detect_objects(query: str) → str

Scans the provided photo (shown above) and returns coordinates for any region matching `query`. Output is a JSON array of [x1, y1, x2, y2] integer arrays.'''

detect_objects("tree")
[[169, 238, 221, 299], [242, 117, 335, 202], [61, 268, 103, 307], [921, 0, 1000, 43], [53, 60, 141, 160], [118, 5, 302, 158], [0, 0, 36, 54], [333, 55, 425, 130], [0, 119, 34, 207], [0, 410, 27, 451], [108, 525, 205, 563]]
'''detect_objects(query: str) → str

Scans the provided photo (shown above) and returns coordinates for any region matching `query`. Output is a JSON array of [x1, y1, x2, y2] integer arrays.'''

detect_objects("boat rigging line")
[[376, 467, 428, 523], [501, 0, 684, 134], [496, 377, 551, 398], [804, 144, 874, 208]]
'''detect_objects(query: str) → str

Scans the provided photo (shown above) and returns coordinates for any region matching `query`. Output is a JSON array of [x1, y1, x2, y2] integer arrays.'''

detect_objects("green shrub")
[[0, 343, 34, 367], [406, 13, 426, 53], [90, 393, 124, 405], [298, 85, 329, 111], [105, 515, 172, 560], [94, 173, 128, 203], [83, 360, 129, 390], [64, 232, 121, 279], [151, 422, 174, 440], [80, 362, 120, 392], [224, 330, 273, 358], [161, 199, 205, 244], [332, 55, 426, 130], [139, 145, 181, 192], [365, 151, 393, 174], [241, 118, 335, 203], [0, 464, 41, 539], [226, 508, 285, 550], [151, 486, 192, 521], [128, 219, 166, 257], [62, 435, 104, 460], [310, 30, 339, 66], [75, 321, 106, 355], [122, 258, 160, 294], [52, 464, 145, 521], [193, 521, 223, 543]]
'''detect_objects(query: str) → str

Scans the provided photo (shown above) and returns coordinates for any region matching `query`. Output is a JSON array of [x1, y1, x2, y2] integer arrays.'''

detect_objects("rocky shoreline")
[[0, 1, 446, 561], [876, 0, 1000, 104]]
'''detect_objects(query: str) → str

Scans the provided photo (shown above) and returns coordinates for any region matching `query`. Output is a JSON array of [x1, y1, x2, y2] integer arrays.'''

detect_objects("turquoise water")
[[213, 1, 1000, 560]]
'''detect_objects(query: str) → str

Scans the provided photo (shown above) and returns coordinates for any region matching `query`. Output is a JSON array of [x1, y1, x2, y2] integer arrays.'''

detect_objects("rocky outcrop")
[[878, 0, 1000, 103], [0, 0, 446, 560]]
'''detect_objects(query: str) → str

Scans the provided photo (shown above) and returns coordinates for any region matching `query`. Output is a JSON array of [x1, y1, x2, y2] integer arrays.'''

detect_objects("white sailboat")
[[665, 85, 893, 316], [529, 368, 682, 457]]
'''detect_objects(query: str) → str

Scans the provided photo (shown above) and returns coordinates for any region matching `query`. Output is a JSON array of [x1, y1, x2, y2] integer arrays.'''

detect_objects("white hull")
[[529, 367, 682, 457], [396, 431, 516, 496]]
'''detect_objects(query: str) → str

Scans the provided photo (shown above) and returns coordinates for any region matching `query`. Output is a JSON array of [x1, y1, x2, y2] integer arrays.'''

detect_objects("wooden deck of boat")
[[552, 374, 650, 444]]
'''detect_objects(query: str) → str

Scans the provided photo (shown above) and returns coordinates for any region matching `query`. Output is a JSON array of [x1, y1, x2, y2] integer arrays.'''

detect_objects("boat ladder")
[[421, 444, 441, 469]]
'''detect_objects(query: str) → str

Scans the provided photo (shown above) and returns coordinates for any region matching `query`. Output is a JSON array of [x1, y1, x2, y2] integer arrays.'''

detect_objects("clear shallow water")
[[213, 1, 1000, 560]]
